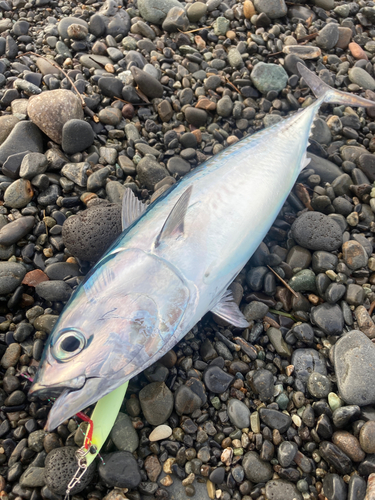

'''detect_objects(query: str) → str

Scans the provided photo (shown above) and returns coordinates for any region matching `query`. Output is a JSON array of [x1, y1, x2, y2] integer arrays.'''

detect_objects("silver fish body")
[[30, 65, 375, 430]]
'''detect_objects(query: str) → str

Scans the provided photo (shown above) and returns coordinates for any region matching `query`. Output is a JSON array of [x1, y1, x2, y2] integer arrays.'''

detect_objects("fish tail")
[[297, 62, 375, 108]]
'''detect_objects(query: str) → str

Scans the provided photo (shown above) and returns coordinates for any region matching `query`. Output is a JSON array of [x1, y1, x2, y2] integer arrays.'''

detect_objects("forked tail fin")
[[297, 62, 375, 108]]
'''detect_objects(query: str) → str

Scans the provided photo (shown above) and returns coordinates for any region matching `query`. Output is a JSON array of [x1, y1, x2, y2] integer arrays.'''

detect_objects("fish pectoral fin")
[[211, 289, 249, 328], [122, 188, 147, 231], [155, 186, 193, 248]]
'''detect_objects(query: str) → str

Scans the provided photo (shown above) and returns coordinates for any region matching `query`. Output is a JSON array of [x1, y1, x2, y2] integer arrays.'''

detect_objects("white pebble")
[[149, 424, 172, 442]]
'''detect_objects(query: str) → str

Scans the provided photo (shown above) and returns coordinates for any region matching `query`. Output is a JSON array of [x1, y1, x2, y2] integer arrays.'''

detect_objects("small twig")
[[266, 51, 283, 57], [88, 56, 106, 69], [18, 52, 86, 109], [113, 96, 146, 107], [225, 76, 241, 95], [267, 265, 298, 298], [178, 25, 211, 34], [269, 309, 297, 321], [135, 87, 150, 104], [296, 32, 319, 43]]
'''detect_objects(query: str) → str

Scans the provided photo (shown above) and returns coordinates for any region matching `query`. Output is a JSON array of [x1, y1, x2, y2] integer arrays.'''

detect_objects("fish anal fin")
[[122, 188, 147, 231], [155, 186, 193, 248], [301, 153, 311, 171], [211, 290, 249, 328]]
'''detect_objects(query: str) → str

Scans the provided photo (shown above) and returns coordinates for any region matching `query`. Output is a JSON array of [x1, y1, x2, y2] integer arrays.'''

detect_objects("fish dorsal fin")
[[211, 289, 249, 328], [122, 188, 147, 231], [155, 186, 193, 248]]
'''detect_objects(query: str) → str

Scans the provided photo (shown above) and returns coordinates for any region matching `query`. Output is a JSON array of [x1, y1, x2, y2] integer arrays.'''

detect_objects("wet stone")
[[355, 306, 375, 339], [292, 348, 327, 383], [98, 451, 141, 488], [259, 408, 292, 433], [61, 120, 94, 155], [334, 330, 375, 406], [319, 441, 352, 475], [265, 479, 303, 500], [291, 212, 343, 251], [348, 474, 366, 500], [332, 431, 365, 462], [162, 6, 189, 32], [292, 323, 314, 344], [139, 382, 174, 425], [19, 467, 45, 488], [332, 405, 360, 429], [62, 204, 122, 262], [227, 399, 250, 428], [243, 301, 269, 321], [267, 327, 292, 357], [110, 413, 139, 453], [45, 447, 95, 495], [359, 421, 375, 454], [243, 451, 273, 483], [250, 62, 288, 94], [278, 441, 298, 467], [286, 246, 311, 269], [310, 303, 344, 336], [35, 281, 72, 302], [323, 474, 347, 500], [137, 157, 169, 190], [0, 121, 43, 165], [312, 251, 338, 274], [316, 24, 339, 50], [27, 90, 83, 144], [250, 368, 274, 401], [342, 240, 368, 270], [137, 0, 182, 24], [0, 216, 35, 246], [307, 372, 332, 398], [348, 67, 375, 91], [203, 365, 234, 394]]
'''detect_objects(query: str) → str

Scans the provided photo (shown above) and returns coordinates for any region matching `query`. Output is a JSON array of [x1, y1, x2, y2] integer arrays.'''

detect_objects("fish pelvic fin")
[[211, 289, 249, 328], [297, 62, 375, 108]]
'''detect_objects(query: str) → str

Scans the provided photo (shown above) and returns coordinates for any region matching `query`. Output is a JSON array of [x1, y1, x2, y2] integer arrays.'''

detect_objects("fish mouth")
[[44, 377, 105, 431], [29, 376, 104, 431], [29, 375, 86, 399]]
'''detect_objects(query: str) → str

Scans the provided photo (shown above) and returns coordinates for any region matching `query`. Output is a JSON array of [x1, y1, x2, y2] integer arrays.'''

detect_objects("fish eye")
[[52, 328, 86, 361]]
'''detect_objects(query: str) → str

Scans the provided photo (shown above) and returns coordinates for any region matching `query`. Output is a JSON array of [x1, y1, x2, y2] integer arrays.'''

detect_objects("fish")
[[29, 64, 375, 431]]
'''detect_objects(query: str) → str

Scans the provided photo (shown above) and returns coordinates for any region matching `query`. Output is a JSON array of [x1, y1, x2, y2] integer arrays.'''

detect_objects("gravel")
[[0, 1, 375, 499]]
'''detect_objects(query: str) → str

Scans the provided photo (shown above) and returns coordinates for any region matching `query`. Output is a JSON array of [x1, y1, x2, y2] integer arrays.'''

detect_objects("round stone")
[[227, 399, 251, 428], [291, 212, 342, 251], [139, 382, 174, 425], [203, 365, 234, 393], [28, 90, 84, 144], [307, 372, 332, 398], [110, 412, 139, 453], [62, 203, 122, 262], [98, 451, 141, 488], [250, 62, 288, 94], [45, 447, 96, 495], [242, 451, 273, 483], [332, 431, 365, 462], [61, 119, 94, 155], [359, 421, 375, 453]]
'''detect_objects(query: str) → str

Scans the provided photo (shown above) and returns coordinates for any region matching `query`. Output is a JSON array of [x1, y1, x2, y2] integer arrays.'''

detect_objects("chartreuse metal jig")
[[64, 381, 129, 500], [82, 381, 129, 466]]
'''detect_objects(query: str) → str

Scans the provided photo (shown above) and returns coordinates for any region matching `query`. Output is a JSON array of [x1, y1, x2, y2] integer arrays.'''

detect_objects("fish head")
[[29, 248, 190, 430]]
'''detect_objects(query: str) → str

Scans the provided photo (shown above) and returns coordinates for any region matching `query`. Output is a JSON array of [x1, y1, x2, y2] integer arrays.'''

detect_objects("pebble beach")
[[1, 0, 375, 500]]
